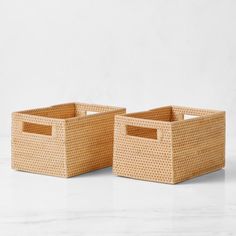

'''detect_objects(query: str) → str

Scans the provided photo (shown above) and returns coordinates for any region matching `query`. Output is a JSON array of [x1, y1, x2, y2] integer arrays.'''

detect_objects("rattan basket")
[[12, 103, 126, 177], [113, 106, 225, 184]]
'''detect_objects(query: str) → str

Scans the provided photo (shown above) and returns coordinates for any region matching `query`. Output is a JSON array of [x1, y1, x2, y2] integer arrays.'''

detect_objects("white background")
[[1, 1, 236, 235]]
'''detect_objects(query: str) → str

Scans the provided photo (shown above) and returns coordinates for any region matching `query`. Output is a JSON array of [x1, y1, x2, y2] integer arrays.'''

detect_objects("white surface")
[[0, 137, 236, 236], [0, 0, 236, 145]]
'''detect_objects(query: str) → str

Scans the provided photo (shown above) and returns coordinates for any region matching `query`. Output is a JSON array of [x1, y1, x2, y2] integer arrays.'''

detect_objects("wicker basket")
[[113, 106, 225, 184], [12, 103, 126, 177]]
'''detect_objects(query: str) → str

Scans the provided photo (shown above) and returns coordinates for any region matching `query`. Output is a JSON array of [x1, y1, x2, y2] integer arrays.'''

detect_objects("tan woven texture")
[[12, 103, 126, 177], [113, 106, 225, 184]]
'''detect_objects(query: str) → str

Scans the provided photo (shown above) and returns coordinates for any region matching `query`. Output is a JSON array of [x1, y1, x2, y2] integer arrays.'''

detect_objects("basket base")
[[113, 165, 225, 184]]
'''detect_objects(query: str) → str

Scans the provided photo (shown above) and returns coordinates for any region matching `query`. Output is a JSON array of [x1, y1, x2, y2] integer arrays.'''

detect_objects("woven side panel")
[[126, 106, 172, 121], [12, 113, 67, 177], [172, 112, 225, 183], [113, 116, 173, 183], [75, 103, 123, 113], [21, 103, 76, 119], [172, 106, 218, 117], [65, 109, 126, 177]]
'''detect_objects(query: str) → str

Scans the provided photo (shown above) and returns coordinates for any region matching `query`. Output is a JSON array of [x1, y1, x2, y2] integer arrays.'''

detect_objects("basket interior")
[[125, 106, 214, 139], [126, 106, 214, 122], [20, 103, 119, 136], [21, 103, 116, 119]]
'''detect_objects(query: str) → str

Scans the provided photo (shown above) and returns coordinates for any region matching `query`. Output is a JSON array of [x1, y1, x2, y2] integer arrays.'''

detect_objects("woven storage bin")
[[113, 106, 225, 184], [12, 103, 126, 177]]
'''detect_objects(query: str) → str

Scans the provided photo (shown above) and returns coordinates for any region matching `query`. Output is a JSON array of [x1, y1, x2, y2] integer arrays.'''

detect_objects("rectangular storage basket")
[[12, 103, 126, 177], [113, 106, 225, 184]]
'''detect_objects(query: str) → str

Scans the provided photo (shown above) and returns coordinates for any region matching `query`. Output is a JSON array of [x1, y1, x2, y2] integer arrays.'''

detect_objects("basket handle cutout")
[[22, 122, 52, 136], [184, 114, 199, 120], [174, 114, 199, 121], [126, 125, 161, 141], [85, 111, 98, 115]]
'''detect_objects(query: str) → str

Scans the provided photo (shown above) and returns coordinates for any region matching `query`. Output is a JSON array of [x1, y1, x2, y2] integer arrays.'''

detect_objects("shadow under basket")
[[113, 106, 225, 184], [12, 103, 126, 177]]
